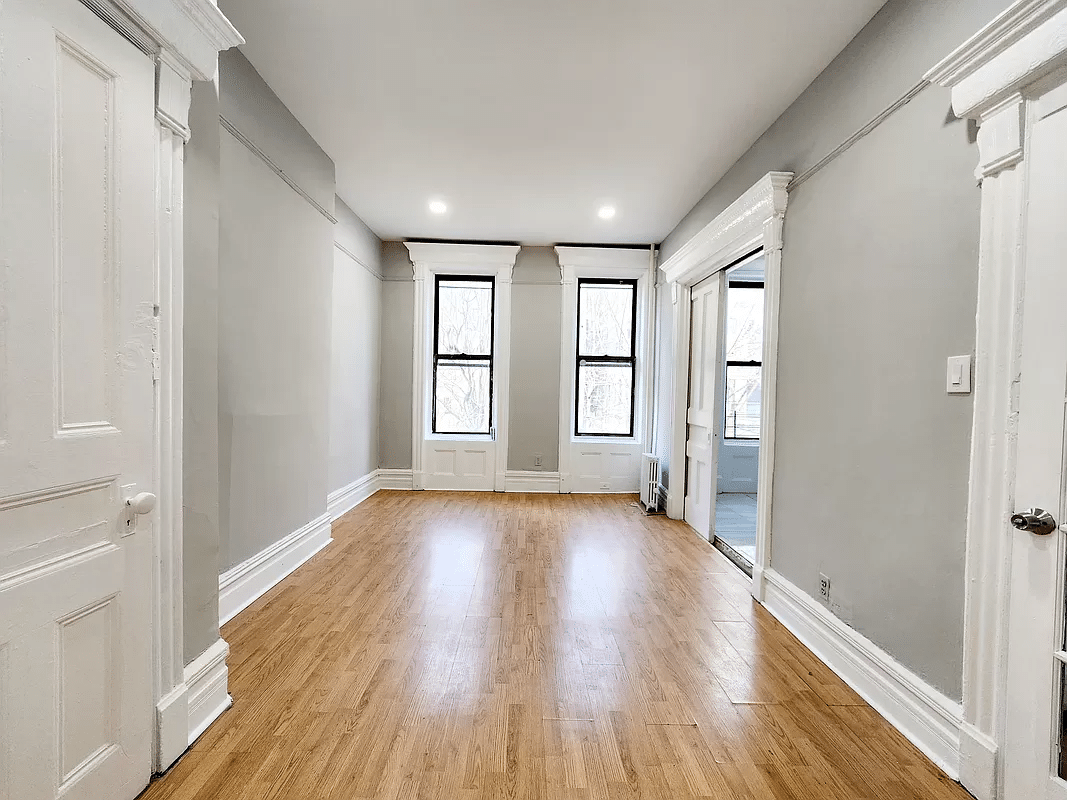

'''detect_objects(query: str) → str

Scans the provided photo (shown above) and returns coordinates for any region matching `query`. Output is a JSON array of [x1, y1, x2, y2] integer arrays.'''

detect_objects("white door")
[[0, 0, 157, 798], [1003, 82, 1067, 800], [684, 273, 725, 540]]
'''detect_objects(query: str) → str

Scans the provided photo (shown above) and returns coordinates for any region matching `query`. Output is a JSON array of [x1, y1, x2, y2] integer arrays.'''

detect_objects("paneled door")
[[0, 0, 156, 798], [684, 273, 725, 540], [1003, 83, 1067, 800]]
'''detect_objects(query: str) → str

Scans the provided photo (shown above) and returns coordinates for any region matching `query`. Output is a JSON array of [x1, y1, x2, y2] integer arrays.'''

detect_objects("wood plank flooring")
[[139, 492, 972, 800]]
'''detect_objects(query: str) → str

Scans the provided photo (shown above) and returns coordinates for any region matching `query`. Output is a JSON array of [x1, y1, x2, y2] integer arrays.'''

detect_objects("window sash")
[[575, 278, 637, 437], [433, 274, 495, 435], [724, 360, 761, 440]]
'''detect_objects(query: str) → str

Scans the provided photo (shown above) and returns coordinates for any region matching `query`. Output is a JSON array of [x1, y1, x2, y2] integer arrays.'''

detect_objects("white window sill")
[[427, 432, 494, 442], [570, 436, 640, 446]]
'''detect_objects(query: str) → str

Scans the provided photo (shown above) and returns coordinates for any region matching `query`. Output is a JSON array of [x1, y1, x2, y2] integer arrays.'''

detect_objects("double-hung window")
[[724, 279, 764, 439], [433, 275, 494, 435], [575, 278, 638, 437]]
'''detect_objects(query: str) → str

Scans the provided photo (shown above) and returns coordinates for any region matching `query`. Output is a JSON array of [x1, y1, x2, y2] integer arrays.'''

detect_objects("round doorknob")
[[1010, 508, 1057, 536], [125, 492, 157, 515]]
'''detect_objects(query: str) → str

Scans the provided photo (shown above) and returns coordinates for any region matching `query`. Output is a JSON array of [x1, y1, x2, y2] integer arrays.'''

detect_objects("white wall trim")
[[334, 241, 384, 281], [926, 5, 1067, 798], [327, 471, 379, 521], [925, 0, 1067, 118], [555, 247, 656, 494], [762, 569, 964, 779], [378, 468, 415, 491], [406, 242, 520, 492], [218, 512, 332, 626], [660, 172, 791, 604], [504, 471, 562, 493], [184, 638, 231, 747], [97, 0, 241, 772]]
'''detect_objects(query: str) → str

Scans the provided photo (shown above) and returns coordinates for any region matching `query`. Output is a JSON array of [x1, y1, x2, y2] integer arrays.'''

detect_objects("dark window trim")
[[574, 278, 638, 438], [432, 274, 495, 435], [724, 280, 764, 441]]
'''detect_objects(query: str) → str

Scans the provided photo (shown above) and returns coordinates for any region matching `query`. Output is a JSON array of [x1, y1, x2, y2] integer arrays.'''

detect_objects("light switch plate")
[[947, 355, 972, 394]]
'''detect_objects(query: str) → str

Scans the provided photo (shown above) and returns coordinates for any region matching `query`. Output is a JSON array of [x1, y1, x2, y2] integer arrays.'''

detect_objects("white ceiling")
[[221, 0, 886, 246]]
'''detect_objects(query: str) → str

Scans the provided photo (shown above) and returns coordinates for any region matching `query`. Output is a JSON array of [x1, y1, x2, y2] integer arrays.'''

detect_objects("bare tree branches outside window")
[[433, 277, 494, 434], [576, 280, 637, 436], [724, 283, 763, 439]]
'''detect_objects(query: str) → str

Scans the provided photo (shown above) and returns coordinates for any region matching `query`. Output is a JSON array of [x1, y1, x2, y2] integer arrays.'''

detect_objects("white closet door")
[[0, 0, 157, 798]]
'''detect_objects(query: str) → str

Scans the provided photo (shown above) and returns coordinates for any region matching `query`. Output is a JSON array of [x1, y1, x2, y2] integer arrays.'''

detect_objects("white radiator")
[[639, 453, 660, 512]]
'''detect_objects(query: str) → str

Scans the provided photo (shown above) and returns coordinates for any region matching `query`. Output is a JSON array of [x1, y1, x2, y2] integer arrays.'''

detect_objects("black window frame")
[[574, 277, 638, 438], [724, 279, 764, 441], [432, 274, 496, 436]]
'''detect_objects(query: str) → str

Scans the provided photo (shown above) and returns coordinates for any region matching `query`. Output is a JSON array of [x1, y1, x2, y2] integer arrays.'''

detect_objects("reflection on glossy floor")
[[715, 493, 758, 564], [139, 492, 969, 800]]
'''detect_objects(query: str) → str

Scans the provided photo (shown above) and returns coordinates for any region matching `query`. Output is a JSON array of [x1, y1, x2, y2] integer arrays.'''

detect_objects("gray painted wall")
[[329, 199, 383, 493], [508, 247, 562, 472], [656, 0, 1012, 700], [218, 50, 335, 571], [379, 242, 415, 469], [183, 78, 222, 665]]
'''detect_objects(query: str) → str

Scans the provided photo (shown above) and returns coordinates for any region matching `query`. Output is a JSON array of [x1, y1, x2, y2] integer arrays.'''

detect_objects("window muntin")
[[724, 281, 764, 440], [575, 279, 637, 437], [433, 275, 494, 434]]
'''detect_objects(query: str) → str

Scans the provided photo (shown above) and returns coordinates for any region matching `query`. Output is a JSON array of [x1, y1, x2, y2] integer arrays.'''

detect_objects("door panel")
[[0, 1, 156, 798], [1004, 91, 1067, 800], [684, 274, 725, 539]]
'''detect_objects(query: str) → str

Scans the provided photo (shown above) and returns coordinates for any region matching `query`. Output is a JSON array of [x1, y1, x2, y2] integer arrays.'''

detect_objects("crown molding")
[[659, 172, 791, 287], [111, 0, 243, 81], [554, 246, 652, 279], [404, 242, 520, 270], [925, 0, 1067, 118]]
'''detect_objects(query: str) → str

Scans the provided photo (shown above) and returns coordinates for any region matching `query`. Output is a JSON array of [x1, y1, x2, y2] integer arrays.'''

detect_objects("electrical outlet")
[[818, 573, 831, 603], [600, 482, 611, 490], [534, 453, 543, 468]]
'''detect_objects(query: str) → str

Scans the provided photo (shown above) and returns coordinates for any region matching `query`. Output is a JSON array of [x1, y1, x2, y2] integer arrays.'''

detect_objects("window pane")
[[577, 363, 633, 435], [578, 284, 634, 357], [725, 365, 761, 439], [438, 279, 493, 356], [726, 286, 764, 363], [435, 361, 490, 433]]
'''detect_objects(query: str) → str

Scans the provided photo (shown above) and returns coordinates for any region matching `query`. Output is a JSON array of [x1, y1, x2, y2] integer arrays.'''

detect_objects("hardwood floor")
[[140, 492, 972, 800]]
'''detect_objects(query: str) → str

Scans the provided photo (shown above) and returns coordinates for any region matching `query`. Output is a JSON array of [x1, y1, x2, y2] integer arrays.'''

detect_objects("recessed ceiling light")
[[598, 205, 616, 220], [428, 200, 448, 215]]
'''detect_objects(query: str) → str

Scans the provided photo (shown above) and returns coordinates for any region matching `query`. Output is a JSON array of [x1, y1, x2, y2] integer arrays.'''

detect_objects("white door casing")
[[660, 171, 790, 599], [684, 274, 726, 540], [555, 247, 655, 494], [0, 1, 156, 797], [926, 3, 1067, 798], [406, 242, 520, 492]]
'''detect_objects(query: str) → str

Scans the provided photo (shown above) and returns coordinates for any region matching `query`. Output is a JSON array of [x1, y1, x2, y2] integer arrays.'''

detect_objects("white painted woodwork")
[[1001, 88, 1067, 800], [555, 247, 655, 494], [0, 1, 157, 797], [926, 3, 1067, 797], [405, 243, 519, 492], [684, 275, 726, 540], [660, 172, 791, 599]]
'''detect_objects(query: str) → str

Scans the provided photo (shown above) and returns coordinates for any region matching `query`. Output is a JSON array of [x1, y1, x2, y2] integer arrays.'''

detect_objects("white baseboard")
[[219, 512, 332, 626], [378, 468, 414, 490], [504, 470, 561, 493], [327, 470, 378, 521], [155, 682, 189, 772], [761, 569, 963, 779], [958, 721, 998, 800], [184, 638, 231, 746]]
